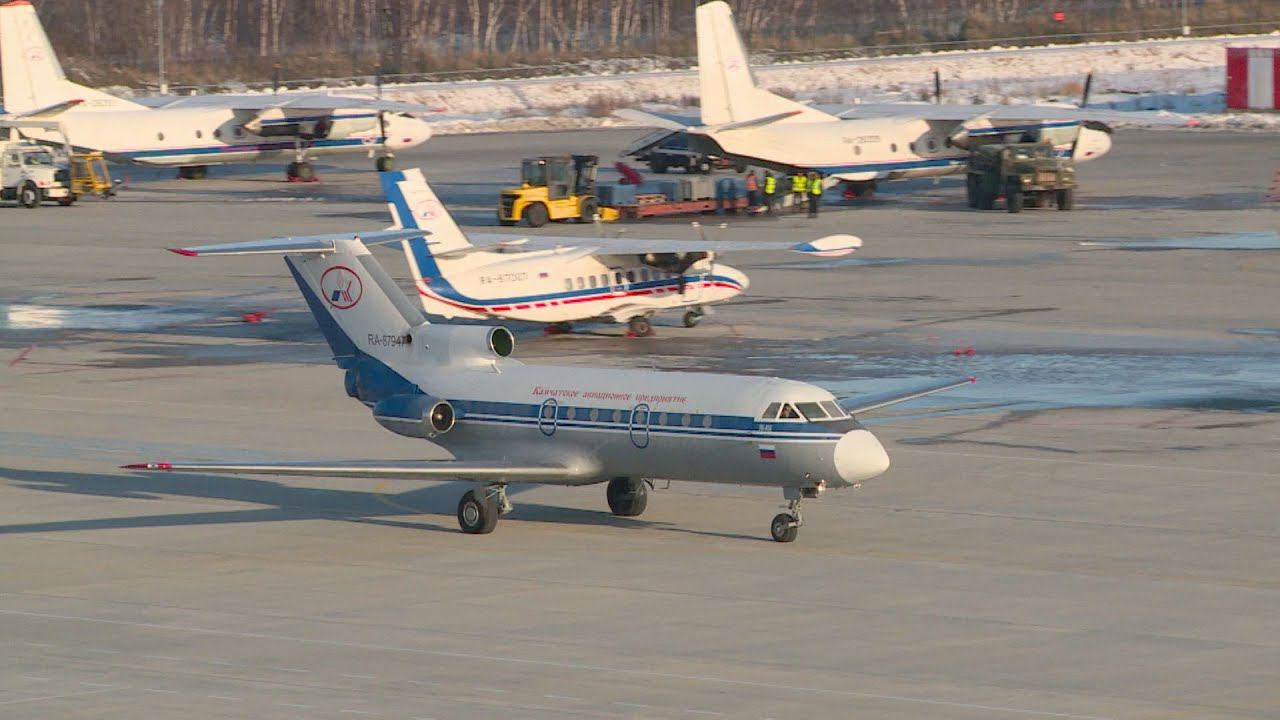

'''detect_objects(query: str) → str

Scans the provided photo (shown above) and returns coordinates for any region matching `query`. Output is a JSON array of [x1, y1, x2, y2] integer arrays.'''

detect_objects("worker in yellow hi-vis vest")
[[762, 172, 777, 214], [807, 171, 824, 218], [791, 172, 808, 214]]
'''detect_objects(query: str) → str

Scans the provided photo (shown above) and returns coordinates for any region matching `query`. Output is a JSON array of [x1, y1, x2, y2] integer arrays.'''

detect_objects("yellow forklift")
[[69, 152, 116, 199], [497, 155, 616, 227]]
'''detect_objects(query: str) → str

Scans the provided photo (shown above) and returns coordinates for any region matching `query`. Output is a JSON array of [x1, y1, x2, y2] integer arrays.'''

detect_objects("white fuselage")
[[405, 243, 749, 324], [21, 106, 431, 167], [699, 116, 1112, 182]]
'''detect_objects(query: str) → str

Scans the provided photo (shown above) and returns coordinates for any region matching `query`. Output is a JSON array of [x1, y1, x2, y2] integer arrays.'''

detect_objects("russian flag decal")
[[758, 445, 777, 460]]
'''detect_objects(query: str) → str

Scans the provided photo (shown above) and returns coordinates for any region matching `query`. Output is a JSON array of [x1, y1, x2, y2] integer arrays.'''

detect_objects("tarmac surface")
[[1, 129, 1278, 719]]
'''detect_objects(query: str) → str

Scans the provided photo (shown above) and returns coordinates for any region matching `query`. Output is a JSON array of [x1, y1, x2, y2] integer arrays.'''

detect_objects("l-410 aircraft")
[[621, 1, 1182, 196], [0, 0, 432, 181], [125, 229, 973, 542], [380, 169, 862, 335]]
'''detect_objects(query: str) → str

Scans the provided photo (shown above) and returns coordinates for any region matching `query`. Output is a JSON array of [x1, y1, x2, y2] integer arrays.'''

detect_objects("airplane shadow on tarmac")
[[0, 466, 766, 542]]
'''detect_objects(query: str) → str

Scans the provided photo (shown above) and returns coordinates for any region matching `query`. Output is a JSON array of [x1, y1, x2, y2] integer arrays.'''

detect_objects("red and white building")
[[1226, 47, 1280, 110]]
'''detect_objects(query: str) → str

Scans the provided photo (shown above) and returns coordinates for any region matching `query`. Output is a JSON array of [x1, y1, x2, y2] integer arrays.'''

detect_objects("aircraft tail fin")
[[380, 168, 472, 310], [1, 0, 143, 114], [169, 234, 427, 370], [695, 1, 832, 127]]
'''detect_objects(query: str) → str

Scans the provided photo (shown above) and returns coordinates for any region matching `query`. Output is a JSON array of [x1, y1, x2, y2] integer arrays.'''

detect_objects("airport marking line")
[[0, 607, 1115, 720], [0, 686, 122, 706]]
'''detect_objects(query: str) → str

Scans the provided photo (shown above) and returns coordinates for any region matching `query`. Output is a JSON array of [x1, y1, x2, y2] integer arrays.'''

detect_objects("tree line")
[[30, 0, 1280, 88]]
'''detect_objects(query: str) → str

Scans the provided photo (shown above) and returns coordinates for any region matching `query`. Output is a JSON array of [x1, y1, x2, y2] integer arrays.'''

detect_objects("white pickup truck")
[[1, 140, 74, 208]]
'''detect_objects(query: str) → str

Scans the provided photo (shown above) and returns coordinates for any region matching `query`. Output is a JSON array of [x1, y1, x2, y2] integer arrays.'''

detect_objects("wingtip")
[[121, 462, 173, 470], [967, 376, 978, 384], [168, 248, 199, 257]]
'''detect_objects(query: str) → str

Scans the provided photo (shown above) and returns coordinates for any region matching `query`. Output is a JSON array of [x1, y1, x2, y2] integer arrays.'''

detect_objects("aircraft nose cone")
[[723, 265, 749, 292], [834, 429, 890, 484]]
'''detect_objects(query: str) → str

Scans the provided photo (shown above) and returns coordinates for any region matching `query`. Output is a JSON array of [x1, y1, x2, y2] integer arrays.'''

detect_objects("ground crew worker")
[[744, 170, 760, 211], [762, 171, 777, 214], [791, 172, 807, 214], [807, 171, 823, 218]]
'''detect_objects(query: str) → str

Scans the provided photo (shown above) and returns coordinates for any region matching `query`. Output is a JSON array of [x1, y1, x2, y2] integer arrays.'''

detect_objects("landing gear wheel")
[[627, 316, 653, 337], [375, 155, 395, 172], [294, 162, 316, 182], [577, 197, 598, 223], [457, 489, 499, 534], [606, 477, 648, 517], [682, 309, 702, 328], [1057, 188, 1074, 210], [18, 182, 39, 208], [524, 202, 549, 228], [770, 513, 799, 543]]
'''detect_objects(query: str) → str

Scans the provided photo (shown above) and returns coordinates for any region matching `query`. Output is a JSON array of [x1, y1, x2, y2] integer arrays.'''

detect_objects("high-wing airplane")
[[0, 0, 431, 180], [620, 0, 1184, 196], [123, 229, 973, 542], [379, 169, 862, 336]]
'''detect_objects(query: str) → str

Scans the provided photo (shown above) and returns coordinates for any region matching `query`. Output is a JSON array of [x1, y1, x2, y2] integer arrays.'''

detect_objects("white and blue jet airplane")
[[380, 169, 862, 335], [0, 0, 432, 180], [124, 226, 972, 542]]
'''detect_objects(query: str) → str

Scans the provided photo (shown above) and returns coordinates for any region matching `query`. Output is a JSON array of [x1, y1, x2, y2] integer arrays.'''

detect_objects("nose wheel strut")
[[770, 498, 803, 543]]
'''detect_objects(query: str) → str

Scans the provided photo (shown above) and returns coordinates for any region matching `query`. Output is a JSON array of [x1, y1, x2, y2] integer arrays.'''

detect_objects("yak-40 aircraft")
[[621, 0, 1183, 196], [124, 202, 973, 543], [0, 0, 431, 180], [381, 169, 862, 335]]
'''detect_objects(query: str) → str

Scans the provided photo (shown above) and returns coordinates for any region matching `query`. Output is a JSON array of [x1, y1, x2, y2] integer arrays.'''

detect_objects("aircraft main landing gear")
[[286, 161, 316, 183], [682, 306, 705, 328], [606, 477, 648, 517], [457, 484, 512, 534], [627, 316, 654, 337], [375, 155, 395, 172]]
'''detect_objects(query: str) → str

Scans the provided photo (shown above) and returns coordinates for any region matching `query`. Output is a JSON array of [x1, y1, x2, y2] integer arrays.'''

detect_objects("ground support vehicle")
[[966, 142, 1076, 213], [499, 155, 615, 227], [1, 138, 73, 208]]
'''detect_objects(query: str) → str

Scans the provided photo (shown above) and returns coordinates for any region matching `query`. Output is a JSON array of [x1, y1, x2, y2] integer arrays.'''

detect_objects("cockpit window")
[[761, 402, 781, 420], [796, 402, 827, 420], [819, 400, 846, 418], [778, 403, 801, 420]]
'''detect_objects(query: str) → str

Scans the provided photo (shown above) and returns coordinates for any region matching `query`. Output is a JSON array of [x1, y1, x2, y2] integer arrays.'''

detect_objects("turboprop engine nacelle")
[[372, 393, 457, 439], [323, 110, 381, 139], [411, 324, 515, 367], [243, 108, 376, 139]]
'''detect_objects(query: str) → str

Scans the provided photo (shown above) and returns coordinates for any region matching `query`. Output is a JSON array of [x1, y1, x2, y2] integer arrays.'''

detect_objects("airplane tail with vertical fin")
[[695, 1, 832, 128], [0, 0, 143, 114]]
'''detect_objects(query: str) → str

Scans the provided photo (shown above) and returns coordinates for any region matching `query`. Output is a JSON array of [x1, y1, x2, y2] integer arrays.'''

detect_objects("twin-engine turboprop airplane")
[[124, 232, 973, 542], [621, 1, 1182, 195], [0, 0, 431, 180], [380, 169, 862, 335]]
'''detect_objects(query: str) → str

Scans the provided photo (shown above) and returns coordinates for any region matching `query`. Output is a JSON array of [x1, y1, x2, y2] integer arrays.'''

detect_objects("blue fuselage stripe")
[[120, 136, 380, 160]]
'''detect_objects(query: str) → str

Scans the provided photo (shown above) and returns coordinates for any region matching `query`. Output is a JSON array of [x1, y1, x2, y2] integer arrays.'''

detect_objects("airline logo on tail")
[[321, 266, 363, 309]]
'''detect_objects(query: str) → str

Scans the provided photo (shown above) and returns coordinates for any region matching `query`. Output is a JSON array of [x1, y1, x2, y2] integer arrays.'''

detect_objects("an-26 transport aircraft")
[[125, 214, 972, 542], [0, 0, 431, 180], [381, 169, 863, 335]]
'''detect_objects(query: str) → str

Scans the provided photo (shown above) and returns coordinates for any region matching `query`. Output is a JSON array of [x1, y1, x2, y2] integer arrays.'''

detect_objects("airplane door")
[[628, 403, 650, 448], [538, 398, 558, 436]]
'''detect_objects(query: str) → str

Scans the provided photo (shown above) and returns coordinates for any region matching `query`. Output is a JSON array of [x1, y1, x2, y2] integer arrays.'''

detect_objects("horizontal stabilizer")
[[841, 376, 977, 416], [708, 109, 805, 133], [790, 234, 863, 257], [15, 99, 83, 118], [613, 108, 696, 131], [169, 229, 427, 257], [460, 231, 862, 258], [122, 459, 580, 482]]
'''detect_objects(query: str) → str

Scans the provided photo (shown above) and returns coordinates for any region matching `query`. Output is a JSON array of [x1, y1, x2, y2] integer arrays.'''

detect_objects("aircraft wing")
[[840, 376, 977, 416], [122, 459, 581, 482], [150, 93, 433, 114], [460, 232, 863, 258], [170, 229, 427, 256], [833, 102, 1186, 125]]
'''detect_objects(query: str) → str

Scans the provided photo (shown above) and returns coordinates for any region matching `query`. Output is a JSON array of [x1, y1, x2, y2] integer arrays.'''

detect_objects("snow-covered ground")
[[358, 32, 1280, 134]]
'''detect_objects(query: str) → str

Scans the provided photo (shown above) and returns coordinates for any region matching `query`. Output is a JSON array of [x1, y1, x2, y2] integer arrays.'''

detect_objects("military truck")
[[966, 142, 1075, 213]]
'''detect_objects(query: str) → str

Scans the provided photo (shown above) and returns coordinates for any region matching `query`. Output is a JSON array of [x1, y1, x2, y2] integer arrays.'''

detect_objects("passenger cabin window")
[[625, 270, 636, 283], [564, 278, 573, 290], [614, 272, 623, 284], [575, 277, 584, 290], [588, 275, 598, 289], [600, 274, 609, 287], [761, 402, 781, 419]]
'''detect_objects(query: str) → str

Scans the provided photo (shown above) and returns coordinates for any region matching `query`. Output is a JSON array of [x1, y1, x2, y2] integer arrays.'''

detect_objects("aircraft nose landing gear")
[[770, 485, 823, 543]]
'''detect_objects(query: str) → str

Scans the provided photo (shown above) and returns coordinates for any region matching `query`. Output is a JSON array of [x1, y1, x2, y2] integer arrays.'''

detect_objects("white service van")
[[1, 139, 73, 208]]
